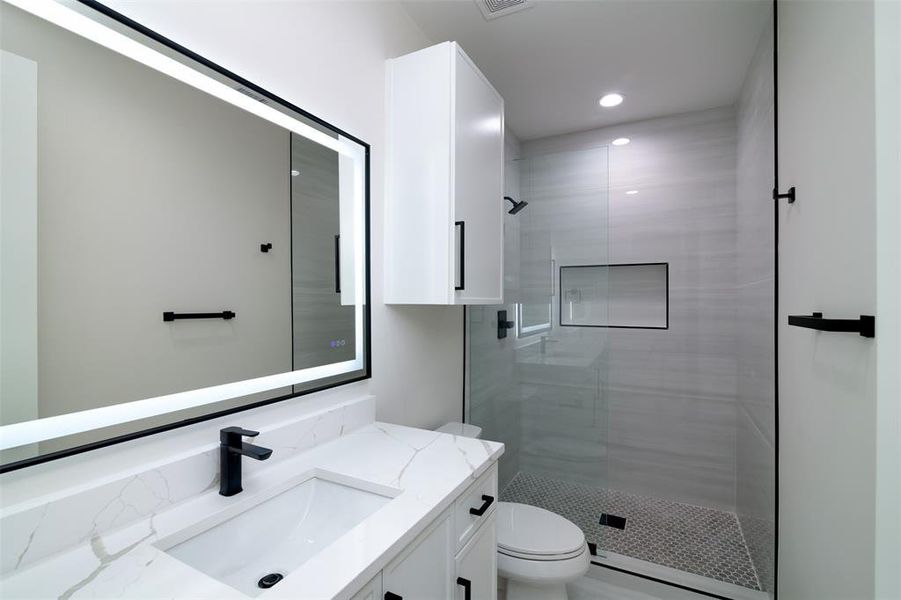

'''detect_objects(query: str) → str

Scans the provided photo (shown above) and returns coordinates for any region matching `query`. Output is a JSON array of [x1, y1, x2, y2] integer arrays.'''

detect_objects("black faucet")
[[219, 427, 272, 496]]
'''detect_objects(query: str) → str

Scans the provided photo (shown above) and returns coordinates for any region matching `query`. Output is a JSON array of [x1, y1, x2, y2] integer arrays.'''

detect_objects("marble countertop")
[[0, 423, 503, 600]]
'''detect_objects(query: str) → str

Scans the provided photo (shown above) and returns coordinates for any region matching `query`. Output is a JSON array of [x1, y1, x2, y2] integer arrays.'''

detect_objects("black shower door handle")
[[456, 577, 472, 600], [455, 221, 465, 291]]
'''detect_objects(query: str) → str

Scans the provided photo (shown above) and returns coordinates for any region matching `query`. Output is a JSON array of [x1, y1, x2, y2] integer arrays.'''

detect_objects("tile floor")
[[566, 567, 719, 600], [499, 565, 721, 600], [501, 472, 761, 591]]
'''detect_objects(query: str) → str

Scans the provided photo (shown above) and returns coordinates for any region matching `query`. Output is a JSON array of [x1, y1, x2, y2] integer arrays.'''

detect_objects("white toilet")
[[437, 423, 590, 600], [496, 502, 590, 600]]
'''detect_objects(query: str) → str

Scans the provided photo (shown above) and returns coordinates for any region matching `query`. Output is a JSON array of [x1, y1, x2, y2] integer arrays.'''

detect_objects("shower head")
[[505, 196, 529, 215]]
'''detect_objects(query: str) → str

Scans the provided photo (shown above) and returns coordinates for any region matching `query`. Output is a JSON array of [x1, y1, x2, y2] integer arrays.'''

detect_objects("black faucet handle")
[[220, 426, 260, 444]]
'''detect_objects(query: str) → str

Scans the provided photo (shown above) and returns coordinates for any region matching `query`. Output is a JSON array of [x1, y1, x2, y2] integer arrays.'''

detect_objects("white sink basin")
[[158, 470, 396, 597]]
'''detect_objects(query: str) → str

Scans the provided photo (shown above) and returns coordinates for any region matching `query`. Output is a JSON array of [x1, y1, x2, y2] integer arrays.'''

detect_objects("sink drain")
[[258, 573, 284, 589]]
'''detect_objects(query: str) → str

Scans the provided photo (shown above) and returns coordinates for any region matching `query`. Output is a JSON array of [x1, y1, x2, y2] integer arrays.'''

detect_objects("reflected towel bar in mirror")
[[163, 311, 236, 322], [787, 312, 875, 338]]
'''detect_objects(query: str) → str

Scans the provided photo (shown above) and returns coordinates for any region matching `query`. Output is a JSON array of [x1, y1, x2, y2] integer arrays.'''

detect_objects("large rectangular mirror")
[[0, 0, 370, 469]]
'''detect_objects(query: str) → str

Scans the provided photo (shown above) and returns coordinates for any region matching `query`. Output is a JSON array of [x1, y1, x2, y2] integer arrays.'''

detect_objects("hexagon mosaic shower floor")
[[500, 472, 761, 591]]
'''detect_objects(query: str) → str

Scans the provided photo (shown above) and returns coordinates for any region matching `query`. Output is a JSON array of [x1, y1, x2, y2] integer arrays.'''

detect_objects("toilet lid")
[[496, 502, 586, 558]]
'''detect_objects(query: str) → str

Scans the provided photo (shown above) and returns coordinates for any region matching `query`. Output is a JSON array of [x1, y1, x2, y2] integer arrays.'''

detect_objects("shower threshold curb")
[[592, 551, 771, 600]]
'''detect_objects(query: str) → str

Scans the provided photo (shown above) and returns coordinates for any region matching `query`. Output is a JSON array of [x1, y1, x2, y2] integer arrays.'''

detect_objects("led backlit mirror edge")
[[0, 0, 371, 464]]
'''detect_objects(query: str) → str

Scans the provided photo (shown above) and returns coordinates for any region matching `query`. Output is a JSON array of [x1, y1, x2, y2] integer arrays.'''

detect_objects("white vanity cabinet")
[[385, 41, 505, 305], [358, 464, 498, 600], [349, 574, 382, 600], [382, 511, 455, 599], [455, 516, 497, 600]]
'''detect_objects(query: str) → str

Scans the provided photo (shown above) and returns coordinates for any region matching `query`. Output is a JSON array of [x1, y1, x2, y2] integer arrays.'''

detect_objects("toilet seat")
[[496, 502, 586, 560], [498, 545, 587, 561]]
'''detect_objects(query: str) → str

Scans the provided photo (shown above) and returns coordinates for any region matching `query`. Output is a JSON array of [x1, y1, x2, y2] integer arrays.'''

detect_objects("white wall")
[[92, 0, 460, 430], [874, 1, 900, 597], [777, 1, 878, 598]]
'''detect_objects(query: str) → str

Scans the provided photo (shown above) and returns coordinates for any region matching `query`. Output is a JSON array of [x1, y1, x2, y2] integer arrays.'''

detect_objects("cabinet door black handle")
[[455, 221, 465, 291], [456, 577, 472, 600], [384, 593, 402, 600], [334, 234, 341, 294], [469, 494, 494, 516]]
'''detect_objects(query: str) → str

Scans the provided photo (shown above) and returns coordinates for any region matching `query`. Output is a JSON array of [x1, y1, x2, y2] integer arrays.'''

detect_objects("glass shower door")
[[465, 144, 610, 554]]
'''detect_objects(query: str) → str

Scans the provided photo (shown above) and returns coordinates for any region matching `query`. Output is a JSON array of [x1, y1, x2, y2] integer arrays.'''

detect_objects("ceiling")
[[400, 0, 771, 140]]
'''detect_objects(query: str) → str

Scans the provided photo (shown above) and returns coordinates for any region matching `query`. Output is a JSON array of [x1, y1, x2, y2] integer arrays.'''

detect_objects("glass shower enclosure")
[[467, 113, 774, 595], [465, 143, 612, 550]]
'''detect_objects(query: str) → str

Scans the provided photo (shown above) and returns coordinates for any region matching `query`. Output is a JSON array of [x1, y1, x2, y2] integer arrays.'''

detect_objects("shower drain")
[[599, 513, 627, 530]]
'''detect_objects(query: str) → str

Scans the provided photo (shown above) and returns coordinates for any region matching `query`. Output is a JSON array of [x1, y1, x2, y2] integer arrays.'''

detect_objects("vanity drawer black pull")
[[456, 577, 472, 600], [469, 494, 494, 516], [384, 593, 402, 600]]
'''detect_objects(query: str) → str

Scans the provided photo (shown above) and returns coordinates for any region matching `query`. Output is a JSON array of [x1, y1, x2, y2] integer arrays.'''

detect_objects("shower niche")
[[559, 263, 669, 329]]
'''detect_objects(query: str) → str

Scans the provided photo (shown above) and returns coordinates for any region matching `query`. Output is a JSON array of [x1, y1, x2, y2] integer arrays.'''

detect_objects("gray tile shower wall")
[[521, 107, 741, 511], [734, 11, 776, 594]]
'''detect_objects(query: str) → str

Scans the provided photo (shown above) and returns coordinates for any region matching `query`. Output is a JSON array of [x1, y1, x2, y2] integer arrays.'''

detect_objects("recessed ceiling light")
[[612, 137, 630, 146], [599, 93, 624, 108], [626, 190, 639, 195], [291, 169, 300, 177]]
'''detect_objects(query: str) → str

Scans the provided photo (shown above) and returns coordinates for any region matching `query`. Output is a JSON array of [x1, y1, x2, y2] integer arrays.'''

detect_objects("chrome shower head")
[[505, 196, 528, 215]]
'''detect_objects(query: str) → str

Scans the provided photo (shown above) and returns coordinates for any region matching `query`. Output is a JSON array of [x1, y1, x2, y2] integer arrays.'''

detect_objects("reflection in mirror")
[[0, 1, 369, 468], [516, 303, 551, 338], [291, 134, 356, 373]]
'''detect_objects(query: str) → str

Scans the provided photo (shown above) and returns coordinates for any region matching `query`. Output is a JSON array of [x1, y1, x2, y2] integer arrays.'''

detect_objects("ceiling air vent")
[[476, 0, 532, 21]]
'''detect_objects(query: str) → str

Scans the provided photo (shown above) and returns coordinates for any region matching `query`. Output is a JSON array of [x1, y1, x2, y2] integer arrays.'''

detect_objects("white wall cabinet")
[[386, 41, 505, 305], [352, 464, 498, 599]]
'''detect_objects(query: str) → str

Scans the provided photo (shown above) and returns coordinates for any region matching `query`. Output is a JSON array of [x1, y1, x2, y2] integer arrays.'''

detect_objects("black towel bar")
[[163, 311, 235, 322], [787, 312, 874, 338]]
